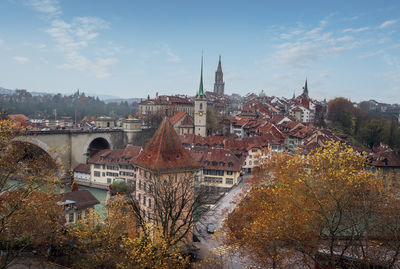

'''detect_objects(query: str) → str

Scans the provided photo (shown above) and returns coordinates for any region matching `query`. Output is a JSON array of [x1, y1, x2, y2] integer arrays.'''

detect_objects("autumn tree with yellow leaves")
[[0, 120, 64, 268], [224, 142, 400, 268], [69, 195, 189, 269]]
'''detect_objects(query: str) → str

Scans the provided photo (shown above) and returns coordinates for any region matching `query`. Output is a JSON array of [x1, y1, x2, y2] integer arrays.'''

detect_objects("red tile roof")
[[88, 145, 142, 165], [188, 148, 242, 172], [60, 190, 99, 210], [371, 150, 400, 167], [74, 163, 90, 174], [169, 111, 186, 125], [133, 117, 200, 172]]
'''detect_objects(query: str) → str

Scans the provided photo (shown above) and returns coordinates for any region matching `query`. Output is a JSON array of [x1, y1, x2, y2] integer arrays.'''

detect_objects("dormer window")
[[219, 162, 224, 167], [228, 162, 233, 167]]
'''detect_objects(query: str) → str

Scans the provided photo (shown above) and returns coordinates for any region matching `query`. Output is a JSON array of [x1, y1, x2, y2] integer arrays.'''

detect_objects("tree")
[[69, 195, 188, 268], [0, 120, 63, 268], [125, 173, 208, 249], [359, 119, 386, 148], [71, 181, 79, 192], [224, 142, 400, 268], [206, 107, 218, 135]]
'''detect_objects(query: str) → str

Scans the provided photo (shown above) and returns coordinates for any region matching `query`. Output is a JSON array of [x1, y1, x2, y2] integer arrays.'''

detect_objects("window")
[[143, 196, 146, 206], [94, 164, 101, 169], [227, 171, 233, 175], [139, 180, 142, 189], [138, 193, 141, 201], [200, 103, 203, 110], [107, 178, 112, 184], [94, 171, 100, 177], [144, 182, 147, 191], [226, 178, 233, 184], [102, 172, 105, 177], [77, 211, 82, 220], [69, 213, 74, 223], [148, 198, 151, 208]]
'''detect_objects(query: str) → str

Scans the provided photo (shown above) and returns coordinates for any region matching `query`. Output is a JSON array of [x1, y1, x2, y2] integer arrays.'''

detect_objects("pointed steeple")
[[213, 55, 225, 95], [293, 90, 296, 99], [196, 54, 206, 100], [217, 55, 222, 72], [304, 78, 308, 96]]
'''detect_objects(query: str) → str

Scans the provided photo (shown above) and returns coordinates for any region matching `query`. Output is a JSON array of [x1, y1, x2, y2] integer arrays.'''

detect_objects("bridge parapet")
[[25, 128, 124, 136]]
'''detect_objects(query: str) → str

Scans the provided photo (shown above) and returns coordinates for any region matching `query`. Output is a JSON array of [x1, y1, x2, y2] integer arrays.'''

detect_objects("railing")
[[25, 128, 124, 135]]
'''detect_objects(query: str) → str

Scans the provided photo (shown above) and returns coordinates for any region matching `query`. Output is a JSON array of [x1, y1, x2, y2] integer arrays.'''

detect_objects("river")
[[7, 179, 108, 214]]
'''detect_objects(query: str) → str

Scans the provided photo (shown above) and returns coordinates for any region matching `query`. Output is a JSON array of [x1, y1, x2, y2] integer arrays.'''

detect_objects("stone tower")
[[194, 56, 207, 137], [213, 55, 225, 95]]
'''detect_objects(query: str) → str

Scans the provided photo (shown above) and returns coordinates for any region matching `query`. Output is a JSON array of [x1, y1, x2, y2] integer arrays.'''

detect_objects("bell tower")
[[194, 55, 207, 137]]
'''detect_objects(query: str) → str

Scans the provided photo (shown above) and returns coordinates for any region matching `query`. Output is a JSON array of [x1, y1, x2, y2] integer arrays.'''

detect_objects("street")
[[194, 175, 252, 268]]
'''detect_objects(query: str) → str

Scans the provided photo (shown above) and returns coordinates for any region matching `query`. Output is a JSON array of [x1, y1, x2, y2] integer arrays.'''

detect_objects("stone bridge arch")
[[12, 136, 65, 179]]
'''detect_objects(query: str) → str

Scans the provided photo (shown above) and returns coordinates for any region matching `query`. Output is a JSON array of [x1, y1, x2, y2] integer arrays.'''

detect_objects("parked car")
[[207, 223, 216, 234]]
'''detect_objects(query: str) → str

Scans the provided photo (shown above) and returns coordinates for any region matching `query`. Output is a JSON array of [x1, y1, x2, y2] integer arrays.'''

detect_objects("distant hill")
[[0, 86, 144, 102], [0, 87, 14, 95], [104, 98, 142, 104]]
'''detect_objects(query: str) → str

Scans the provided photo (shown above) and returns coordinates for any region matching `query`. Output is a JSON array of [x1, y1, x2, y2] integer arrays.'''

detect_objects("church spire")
[[304, 78, 308, 97], [213, 55, 225, 95], [196, 53, 206, 100]]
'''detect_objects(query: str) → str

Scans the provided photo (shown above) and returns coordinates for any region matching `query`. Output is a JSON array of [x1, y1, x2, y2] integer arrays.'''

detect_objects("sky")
[[0, 0, 399, 103]]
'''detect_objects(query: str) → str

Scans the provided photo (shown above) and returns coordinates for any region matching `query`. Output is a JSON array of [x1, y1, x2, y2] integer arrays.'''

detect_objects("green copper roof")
[[196, 55, 206, 100]]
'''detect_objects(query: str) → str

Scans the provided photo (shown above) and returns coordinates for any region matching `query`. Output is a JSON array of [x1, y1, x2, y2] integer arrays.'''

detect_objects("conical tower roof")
[[304, 78, 308, 96], [196, 55, 206, 100], [217, 55, 222, 72], [134, 117, 200, 172]]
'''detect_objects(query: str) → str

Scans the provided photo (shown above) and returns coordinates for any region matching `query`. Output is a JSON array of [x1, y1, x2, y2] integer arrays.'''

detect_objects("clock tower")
[[194, 56, 207, 137]]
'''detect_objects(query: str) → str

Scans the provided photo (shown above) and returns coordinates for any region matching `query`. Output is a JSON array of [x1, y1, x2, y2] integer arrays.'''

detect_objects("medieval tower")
[[194, 56, 207, 137]]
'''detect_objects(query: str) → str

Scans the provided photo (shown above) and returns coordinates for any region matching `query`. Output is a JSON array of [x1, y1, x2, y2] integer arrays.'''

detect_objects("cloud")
[[271, 19, 361, 68], [46, 17, 108, 50], [379, 19, 398, 29], [24, 0, 61, 16], [45, 16, 117, 78], [342, 27, 369, 33], [58, 51, 118, 78], [165, 48, 181, 63], [13, 56, 29, 63]]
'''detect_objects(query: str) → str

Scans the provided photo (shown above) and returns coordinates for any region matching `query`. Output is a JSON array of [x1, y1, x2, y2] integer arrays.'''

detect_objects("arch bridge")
[[16, 129, 129, 182]]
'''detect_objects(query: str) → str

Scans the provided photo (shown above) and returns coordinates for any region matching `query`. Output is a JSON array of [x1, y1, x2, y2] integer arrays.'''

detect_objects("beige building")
[[139, 95, 194, 119], [189, 148, 242, 193], [87, 145, 142, 189]]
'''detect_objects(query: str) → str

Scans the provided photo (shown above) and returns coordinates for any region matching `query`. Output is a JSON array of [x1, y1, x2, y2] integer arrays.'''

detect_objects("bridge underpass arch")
[[84, 135, 112, 162]]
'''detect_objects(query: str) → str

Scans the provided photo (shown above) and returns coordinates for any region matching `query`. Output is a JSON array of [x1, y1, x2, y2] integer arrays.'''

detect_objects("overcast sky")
[[0, 0, 399, 103]]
